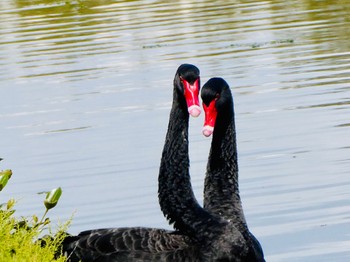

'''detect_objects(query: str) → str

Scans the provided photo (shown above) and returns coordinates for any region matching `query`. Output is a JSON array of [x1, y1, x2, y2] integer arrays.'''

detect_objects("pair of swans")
[[62, 64, 265, 262]]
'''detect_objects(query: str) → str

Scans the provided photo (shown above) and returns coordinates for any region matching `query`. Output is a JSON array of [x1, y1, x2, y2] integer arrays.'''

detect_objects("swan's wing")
[[62, 227, 191, 262]]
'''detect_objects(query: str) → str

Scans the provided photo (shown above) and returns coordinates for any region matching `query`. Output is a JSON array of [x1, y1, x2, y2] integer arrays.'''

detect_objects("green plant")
[[0, 166, 69, 261]]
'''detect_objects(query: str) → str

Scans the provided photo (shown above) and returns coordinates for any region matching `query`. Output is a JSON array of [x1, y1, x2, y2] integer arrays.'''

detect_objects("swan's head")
[[175, 64, 201, 117], [201, 78, 233, 137]]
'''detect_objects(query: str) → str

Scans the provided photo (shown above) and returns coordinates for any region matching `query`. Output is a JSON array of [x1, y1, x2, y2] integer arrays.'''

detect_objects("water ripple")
[[1, 1, 350, 261]]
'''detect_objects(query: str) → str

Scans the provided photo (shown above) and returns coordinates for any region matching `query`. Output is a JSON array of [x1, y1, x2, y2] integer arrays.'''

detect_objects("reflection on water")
[[1, 0, 350, 261]]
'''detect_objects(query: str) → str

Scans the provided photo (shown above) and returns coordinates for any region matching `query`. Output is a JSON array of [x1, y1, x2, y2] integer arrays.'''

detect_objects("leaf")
[[0, 170, 12, 191], [44, 187, 62, 210], [32, 215, 39, 224], [43, 217, 51, 226], [7, 199, 16, 210]]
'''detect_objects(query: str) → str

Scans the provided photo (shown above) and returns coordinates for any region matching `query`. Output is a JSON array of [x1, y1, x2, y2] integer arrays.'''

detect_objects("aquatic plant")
[[0, 166, 69, 261]]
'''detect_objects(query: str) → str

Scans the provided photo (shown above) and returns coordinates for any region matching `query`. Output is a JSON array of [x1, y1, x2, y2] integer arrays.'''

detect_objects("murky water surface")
[[1, 1, 350, 261]]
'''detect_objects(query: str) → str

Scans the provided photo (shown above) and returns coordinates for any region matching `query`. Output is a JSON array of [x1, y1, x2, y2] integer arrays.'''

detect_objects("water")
[[1, 1, 350, 261]]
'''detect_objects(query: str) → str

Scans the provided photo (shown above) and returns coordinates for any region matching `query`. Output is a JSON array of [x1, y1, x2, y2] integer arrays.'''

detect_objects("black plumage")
[[61, 64, 200, 261], [201, 77, 265, 261], [60, 70, 265, 262], [157, 76, 265, 261]]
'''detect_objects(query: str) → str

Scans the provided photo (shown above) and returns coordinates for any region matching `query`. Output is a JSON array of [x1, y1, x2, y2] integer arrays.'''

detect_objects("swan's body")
[[61, 64, 201, 262]]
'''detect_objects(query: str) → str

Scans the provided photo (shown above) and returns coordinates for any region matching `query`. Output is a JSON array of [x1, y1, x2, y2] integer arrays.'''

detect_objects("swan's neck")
[[159, 89, 222, 241], [204, 112, 247, 225]]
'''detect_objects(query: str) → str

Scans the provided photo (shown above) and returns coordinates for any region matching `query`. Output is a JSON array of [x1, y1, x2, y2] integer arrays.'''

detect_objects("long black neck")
[[158, 88, 223, 242], [203, 105, 247, 226]]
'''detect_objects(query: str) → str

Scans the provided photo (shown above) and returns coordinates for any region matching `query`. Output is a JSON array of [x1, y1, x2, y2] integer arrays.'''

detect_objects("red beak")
[[182, 78, 201, 117], [202, 99, 217, 137]]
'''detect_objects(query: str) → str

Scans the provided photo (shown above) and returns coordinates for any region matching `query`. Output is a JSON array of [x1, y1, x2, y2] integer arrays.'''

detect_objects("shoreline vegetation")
[[0, 162, 70, 261]]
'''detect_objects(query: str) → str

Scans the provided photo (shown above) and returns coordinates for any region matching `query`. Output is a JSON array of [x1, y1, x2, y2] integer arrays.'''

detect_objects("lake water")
[[1, 1, 350, 261]]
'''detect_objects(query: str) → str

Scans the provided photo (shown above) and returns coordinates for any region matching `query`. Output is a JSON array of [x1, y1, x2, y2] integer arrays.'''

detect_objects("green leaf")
[[44, 187, 62, 210], [32, 214, 39, 224], [2, 169, 12, 178], [43, 217, 50, 226], [0, 170, 12, 191], [7, 199, 16, 210]]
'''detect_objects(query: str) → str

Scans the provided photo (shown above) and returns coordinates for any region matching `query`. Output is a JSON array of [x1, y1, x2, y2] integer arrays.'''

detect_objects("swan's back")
[[62, 227, 193, 262]]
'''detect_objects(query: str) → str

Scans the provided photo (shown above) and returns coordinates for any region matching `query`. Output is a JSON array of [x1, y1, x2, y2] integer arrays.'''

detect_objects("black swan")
[[201, 77, 265, 261], [157, 76, 265, 261], [60, 64, 201, 261]]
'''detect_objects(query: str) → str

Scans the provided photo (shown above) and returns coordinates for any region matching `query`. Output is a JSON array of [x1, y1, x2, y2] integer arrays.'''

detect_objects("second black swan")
[[60, 64, 201, 261], [201, 77, 265, 261]]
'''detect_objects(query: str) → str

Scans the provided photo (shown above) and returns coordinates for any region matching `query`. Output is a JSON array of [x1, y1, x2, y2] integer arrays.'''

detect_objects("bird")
[[60, 64, 202, 262], [201, 77, 265, 261], [157, 76, 266, 261], [60, 69, 265, 262]]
